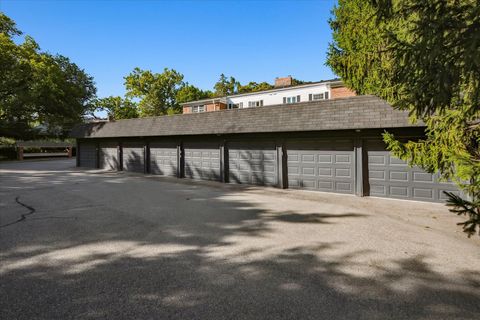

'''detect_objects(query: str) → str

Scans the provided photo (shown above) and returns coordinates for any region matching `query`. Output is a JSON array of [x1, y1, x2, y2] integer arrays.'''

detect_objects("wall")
[[206, 103, 227, 112], [227, 83, 330, 108], [331, 87, 356, 99]]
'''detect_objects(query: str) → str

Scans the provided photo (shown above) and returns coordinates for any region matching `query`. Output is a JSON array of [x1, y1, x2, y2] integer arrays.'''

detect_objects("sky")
[[0, 0, 338, 99]]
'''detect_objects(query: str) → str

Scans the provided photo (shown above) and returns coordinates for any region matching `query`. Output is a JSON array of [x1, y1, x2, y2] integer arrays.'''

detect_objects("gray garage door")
[[228, 142, 277, 186], [366, 140, 460, 202], [78, 142, 96, 168], [150, 141, 178, 176], [99, 142, 119, 171], [122, 142, 144, 173], [184, 143, 220, 181], [287, 139, 355, 194]]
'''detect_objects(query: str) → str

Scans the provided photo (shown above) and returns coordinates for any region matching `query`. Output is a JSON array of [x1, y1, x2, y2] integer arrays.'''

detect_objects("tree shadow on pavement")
[[0, 161, 479, 319]]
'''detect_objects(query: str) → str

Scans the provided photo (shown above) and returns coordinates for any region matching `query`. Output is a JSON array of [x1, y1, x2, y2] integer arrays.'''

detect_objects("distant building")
[[181, 76, 356, 114]]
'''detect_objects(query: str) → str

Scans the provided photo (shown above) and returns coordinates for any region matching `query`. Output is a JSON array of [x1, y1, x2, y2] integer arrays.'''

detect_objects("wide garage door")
[[228, 141, 277, 186], [99, 141, 118, 171], [184, 142, 220, 181], [78, 142, 96, 168], [287, 139, 355, 194], [150, 141, 178, 176], [122, 142, 144, 173], [366, 140, 460, 202]]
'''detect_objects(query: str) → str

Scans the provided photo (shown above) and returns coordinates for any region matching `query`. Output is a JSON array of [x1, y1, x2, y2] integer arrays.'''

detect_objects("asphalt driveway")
[[1, 159, 479, 319]]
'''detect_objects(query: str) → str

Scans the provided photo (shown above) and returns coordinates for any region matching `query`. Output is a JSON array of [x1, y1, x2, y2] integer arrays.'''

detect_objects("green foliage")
[[327, 0, 396, 99], [213, 74, 239, 96], [328, 0, 480, 236], [0, 136, 16, 146], [238, 81, 274, 93], [291, 78, 313, 86], [124, 67, 184, 116], [95, 96, 139, 120], [445, 192, 480, 237], [0, 13, 20, 37], [0, 12, 96, 139], [176, 83, 213, 103]]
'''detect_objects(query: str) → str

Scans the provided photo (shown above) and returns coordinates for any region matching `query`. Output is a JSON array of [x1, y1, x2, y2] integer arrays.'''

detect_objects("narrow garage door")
[[184, 142, 220, 181], [228, 142, 277, 186], [150, 141, 178, 176], [287, 139, 355, 194], [366, 140, 460, 202], [78, 142, 96, 168], [122, 142, 144, 173], [99, 141, 119, 171]]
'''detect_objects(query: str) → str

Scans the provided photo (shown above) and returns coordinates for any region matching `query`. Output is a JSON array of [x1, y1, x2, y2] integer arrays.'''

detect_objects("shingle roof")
[[71, 95, 421, 139]]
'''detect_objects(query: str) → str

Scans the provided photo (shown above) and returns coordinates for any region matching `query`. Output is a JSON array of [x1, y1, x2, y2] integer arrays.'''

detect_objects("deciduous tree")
[[176, 83, 213, 103], [0, 13, 96, 138], [124, 67, 184, 116], [95, 96, 139, 120]]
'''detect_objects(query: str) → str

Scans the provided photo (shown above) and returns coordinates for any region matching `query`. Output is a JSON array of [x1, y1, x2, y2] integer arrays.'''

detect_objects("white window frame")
[[192, 105, 205, 113], [248, 100, 263, 108], [284, 96, 300, 104]]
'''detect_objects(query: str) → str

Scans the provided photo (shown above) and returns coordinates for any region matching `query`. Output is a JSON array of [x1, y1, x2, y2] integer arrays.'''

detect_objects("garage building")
[[72, 95, 460, 203]]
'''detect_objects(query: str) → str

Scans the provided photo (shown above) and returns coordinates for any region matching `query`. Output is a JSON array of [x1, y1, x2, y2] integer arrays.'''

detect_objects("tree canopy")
[[238, 81, 274, 94], [124, 67, 184, 116], [0, 13, 96, 139], [213, 74, 239, 97], [176, 83, 213, 104], [95, 96, 139, 120], [327, 0, 480, 236]]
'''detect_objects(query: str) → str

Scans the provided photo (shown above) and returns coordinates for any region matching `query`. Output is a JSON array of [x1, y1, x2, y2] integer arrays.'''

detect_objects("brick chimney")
[[274, 76, 293, 88]]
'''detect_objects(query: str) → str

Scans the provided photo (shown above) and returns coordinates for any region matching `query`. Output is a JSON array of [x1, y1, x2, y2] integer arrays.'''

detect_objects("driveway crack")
[[0, 196, 36, 228]]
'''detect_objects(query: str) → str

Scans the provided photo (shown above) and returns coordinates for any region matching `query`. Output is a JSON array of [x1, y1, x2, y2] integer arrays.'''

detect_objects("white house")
[[182, 76, 355, 114]]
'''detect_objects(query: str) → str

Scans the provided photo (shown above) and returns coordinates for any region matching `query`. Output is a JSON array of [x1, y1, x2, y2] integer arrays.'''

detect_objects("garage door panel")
[[78, 143, 96, 168], [413, 172, 434, 182], [366, 140, 459, 202], [287, 139, 355, 194], [390, 186, 409, 198], [318, 155, 332, 163], [228, 142, 277, 186], [150, 142, 177, 176]]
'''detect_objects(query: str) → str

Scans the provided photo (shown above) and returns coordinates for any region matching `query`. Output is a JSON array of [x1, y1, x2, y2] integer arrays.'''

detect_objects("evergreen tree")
[[327, 0, 480, 236]]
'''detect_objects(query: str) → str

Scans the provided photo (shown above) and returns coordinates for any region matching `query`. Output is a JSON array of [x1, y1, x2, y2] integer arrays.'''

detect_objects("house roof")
[[71, 95, 420, 139], [180, 78, 342, 106]]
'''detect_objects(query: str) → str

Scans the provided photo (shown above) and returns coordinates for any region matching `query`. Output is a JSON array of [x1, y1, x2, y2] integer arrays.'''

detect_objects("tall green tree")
[[124, 67, 184, 116], [176, 83, 213, 103], [213, 74, 239, 96], [0, 12, 96, 138], [327, 0, 480, 236], [95, 96, 139, 120], [238, 81, 274, 93]]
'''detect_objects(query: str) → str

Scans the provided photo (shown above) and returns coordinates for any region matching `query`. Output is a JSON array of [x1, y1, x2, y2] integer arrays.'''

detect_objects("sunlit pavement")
[[1, 159, 479, 319]]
